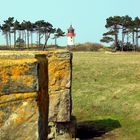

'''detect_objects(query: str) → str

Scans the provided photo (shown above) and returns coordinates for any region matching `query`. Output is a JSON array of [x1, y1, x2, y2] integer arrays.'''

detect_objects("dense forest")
[[101, 15, 140, 51], [0, 17, 65, 50]]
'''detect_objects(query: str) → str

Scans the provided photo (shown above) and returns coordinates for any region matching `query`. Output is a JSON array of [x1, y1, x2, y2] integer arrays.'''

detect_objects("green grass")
[[72, 52, 140, 140]]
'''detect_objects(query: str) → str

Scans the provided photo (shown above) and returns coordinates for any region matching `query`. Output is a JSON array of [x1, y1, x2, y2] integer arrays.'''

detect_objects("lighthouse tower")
[[67, 25, 75, 46]]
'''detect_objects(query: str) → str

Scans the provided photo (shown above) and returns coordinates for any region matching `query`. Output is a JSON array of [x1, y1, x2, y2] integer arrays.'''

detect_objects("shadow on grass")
[[76, 118, 121, 140]]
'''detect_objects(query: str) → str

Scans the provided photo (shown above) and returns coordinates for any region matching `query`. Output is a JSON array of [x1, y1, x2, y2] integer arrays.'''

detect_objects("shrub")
[[70, 42, 104, 52], [15, 37, 25, 48]]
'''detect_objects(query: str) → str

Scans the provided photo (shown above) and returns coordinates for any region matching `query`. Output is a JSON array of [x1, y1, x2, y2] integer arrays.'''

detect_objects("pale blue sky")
[[0, 0, 140, 45]]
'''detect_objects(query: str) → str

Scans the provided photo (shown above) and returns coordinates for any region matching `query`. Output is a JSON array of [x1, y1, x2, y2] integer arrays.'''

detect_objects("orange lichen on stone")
[[0, 58, 39, 95], [0, 95, 38, 125], [0, 68, 9, 85], [0, 58, 37, 65], [22, 76, 35, 87], [0, 92, 37, 106], [14, 99, 38, 123], [0, 111, 5, 126], [48, 59, 71, 91], [0, 68, 9, 93], [0, 51, 72, 139], [15, 116, 22, 123], [10, 64, 36, 88], [11, 64, 29, 80]]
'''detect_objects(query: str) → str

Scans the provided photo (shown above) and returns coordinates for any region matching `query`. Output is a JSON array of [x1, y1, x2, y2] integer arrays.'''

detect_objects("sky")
[[0, 0, 140, 46]]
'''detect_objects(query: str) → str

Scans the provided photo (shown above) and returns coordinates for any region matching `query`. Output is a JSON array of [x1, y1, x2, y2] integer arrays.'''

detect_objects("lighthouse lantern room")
[[67, 25, 75, 46]]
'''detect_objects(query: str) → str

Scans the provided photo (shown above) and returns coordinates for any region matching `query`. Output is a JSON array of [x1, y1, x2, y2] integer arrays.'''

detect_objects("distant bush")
[[70, 42, 104, 51], [136, 47, 140, 52], [15, 37, 25, 48], [0, 45, 9, 50]]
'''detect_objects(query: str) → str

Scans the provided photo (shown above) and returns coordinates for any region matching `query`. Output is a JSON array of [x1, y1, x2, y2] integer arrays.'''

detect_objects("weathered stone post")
[[0, 52, 48, 140], [47, 51, 76, 140], [0, 50, 75, 140]]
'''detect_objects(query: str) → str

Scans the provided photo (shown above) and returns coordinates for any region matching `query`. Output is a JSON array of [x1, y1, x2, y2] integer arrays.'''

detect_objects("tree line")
[[0, 17, 65, 50], [101, 15, 140, 51]]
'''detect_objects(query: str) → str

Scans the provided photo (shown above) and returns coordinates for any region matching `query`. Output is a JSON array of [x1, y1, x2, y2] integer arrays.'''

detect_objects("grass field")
[[72, 52, 140, 140]]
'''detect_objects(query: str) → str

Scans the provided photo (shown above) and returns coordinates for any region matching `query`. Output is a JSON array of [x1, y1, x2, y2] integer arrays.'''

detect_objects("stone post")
[[47, 51, 76, 140], [0, 51, 75, 140], [0, 52, 48, 140]]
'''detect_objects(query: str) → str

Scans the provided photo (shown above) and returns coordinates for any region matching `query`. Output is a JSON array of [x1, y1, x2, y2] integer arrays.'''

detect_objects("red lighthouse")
[[67, 25, 75, 46]]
